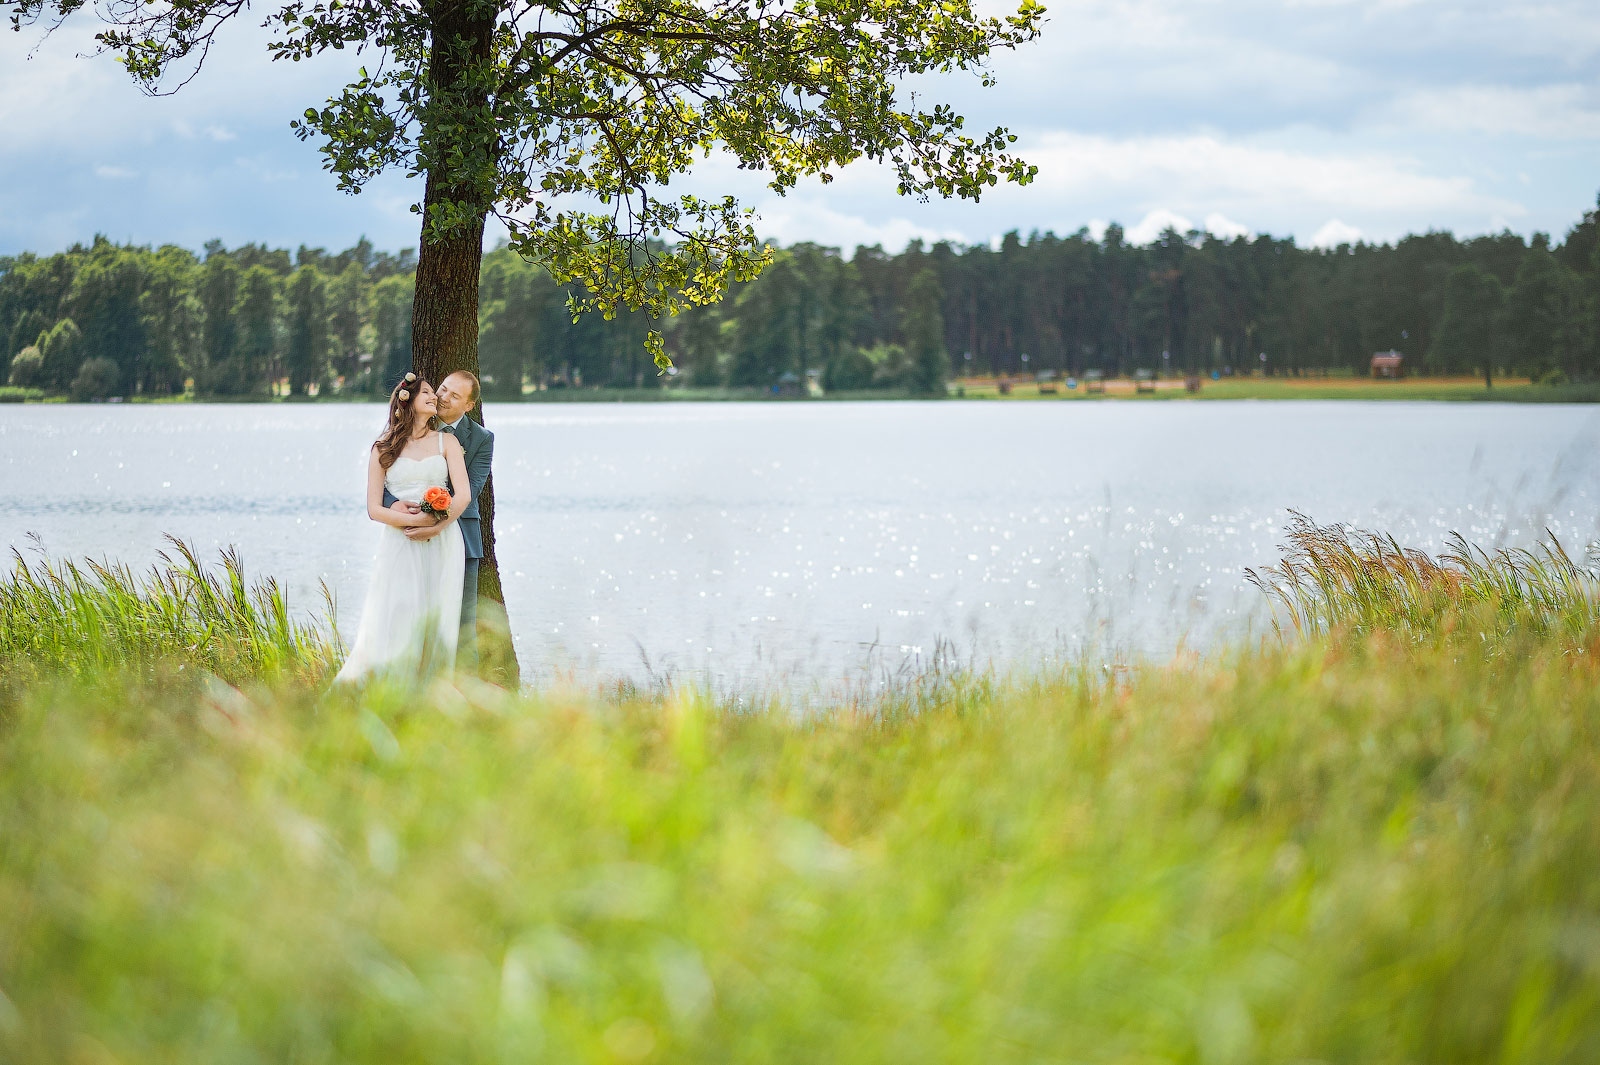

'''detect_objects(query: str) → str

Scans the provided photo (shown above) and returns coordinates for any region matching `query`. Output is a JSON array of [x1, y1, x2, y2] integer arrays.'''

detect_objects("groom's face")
[[435, 374, 471, 422]]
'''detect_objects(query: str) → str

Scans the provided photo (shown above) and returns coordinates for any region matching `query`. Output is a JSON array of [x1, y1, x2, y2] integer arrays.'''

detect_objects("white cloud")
[[1121, 209, 1251, 245], [1204, 212, 1252, 240], [1019, 131, 1525, 241], [650, 123, 1539, 251], [1310, 219, 1363, 247], [94, 165, 138, 180], [231, 155, 303, 184], [1125, 208, 1193, 244], [1385, 84, 1600, 140], [1, 21, 336, 142], [749, 197, 969, 252], [176, 119, 241, 142], [3, 0, 1598, 255], [989, 0, 1357, 127], [1027, 131, 1502, 214]]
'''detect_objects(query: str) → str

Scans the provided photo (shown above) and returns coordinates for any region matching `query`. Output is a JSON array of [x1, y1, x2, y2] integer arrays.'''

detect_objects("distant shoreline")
[[5, 376, 1599, 405]]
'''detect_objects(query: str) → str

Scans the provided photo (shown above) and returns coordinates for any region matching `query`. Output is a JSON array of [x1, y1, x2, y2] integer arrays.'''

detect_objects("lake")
[[4, 400, 1598, 691]]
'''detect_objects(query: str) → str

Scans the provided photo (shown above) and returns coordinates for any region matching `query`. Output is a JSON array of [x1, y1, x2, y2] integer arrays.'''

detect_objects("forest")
[[3, 195, 1598, 400]]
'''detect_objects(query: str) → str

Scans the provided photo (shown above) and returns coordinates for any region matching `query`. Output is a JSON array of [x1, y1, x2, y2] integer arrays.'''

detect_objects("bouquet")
[[419, 486, 452, 521]]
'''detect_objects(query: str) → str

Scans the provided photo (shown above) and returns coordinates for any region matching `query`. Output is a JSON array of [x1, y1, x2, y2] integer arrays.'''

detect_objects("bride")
[[335, 373, 471, 682]]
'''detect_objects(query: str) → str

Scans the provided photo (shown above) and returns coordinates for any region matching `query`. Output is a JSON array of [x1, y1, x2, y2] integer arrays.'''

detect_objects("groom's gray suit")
[[385, 414, 495, 660]]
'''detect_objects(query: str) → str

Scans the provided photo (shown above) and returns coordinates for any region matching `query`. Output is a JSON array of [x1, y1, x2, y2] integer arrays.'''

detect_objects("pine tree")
[[902, 268, 950, 395], [198, 254, 240, 395], [1428, 264, 1503, 387], [234, 266, 280, 394], [283, 266, 329, 396]]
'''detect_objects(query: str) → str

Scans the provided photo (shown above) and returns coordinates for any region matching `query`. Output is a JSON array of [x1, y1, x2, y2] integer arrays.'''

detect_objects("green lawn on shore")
[[2, 523, 1599, 1063], [12, 373, 1600, 405], [954, 374, 1600, 403]]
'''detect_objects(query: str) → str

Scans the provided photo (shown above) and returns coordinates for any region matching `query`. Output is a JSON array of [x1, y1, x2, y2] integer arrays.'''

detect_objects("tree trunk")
[[411, 0, 520, 684]]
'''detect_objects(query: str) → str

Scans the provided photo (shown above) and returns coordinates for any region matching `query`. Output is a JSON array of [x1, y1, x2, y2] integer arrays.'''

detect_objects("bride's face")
[[412, 381, 438, 417]]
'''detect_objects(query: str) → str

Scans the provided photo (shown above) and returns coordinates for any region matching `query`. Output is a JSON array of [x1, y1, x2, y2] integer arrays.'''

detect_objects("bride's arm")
[[365, 448, 431, 528], [441, 434, 472, 521], [404, 436, 471, 541]]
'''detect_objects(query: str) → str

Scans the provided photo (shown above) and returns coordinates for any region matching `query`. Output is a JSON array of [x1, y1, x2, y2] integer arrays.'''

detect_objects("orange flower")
[[423, 486, 451, 511]]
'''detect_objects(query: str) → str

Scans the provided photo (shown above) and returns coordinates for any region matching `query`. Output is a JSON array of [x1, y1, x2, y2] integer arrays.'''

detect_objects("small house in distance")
[[1370, 351, 1404, 379]]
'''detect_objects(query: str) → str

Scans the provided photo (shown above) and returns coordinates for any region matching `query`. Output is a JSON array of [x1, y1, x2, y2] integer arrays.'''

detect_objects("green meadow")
[[3, 522, 1599, 1063], [954, 375, 1600, 403]]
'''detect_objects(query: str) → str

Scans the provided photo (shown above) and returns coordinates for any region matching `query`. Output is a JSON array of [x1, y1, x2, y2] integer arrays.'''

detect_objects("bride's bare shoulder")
[[441, 431, 465, 454]]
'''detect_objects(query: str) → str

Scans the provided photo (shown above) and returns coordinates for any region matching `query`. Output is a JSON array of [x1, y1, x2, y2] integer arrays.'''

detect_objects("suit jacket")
[[384, 416, 495, 560]]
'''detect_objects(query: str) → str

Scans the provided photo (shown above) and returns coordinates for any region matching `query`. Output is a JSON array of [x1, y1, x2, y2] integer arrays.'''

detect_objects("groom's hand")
[[404, 524, 443, 541], [388, 500, 433, 528]]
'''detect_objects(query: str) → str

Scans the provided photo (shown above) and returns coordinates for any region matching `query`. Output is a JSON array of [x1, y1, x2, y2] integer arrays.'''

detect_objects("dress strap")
[[437, 429, 444, 456]]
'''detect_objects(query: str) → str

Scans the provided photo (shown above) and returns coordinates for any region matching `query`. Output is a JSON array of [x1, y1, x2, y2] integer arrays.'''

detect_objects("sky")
[[2, 0, 1598, 258]]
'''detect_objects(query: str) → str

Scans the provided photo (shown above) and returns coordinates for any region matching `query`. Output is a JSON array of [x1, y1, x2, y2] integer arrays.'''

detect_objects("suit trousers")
[[459, 558, 480, 668]]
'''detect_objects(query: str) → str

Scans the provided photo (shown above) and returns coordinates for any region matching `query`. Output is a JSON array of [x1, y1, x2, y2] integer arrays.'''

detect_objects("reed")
[[2, 524, 1598, 1062], [1247, 510, 1600, 645], [0, 536, 336, 691]]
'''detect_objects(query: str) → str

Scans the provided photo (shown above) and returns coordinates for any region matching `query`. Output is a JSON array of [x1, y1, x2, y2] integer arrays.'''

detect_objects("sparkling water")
[[5, 400, 1597, 691]]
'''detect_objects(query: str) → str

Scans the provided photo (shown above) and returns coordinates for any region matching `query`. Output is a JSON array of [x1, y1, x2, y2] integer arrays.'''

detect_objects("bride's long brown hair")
[[374, 373, 434, 469]]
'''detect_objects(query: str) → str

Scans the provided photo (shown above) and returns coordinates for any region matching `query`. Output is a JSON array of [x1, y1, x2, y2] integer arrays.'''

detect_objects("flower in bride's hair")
[[404, 371, 417, 382], [398, 389, 411, 401]]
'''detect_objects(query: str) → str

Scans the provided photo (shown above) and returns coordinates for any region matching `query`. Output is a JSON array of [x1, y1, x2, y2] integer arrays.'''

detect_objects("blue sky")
[[2, 0, 1598, 257]]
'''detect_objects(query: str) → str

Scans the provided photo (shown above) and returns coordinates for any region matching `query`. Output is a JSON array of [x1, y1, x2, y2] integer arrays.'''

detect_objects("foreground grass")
[[2, 527, 1600, 1062]]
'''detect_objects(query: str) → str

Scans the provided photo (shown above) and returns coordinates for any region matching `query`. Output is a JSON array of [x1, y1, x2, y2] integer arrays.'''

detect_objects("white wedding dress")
[[335, 432, 466, 682]]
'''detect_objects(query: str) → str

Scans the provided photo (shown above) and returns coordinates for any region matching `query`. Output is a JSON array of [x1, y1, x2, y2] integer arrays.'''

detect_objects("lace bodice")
[[385, 433, 449, 503]]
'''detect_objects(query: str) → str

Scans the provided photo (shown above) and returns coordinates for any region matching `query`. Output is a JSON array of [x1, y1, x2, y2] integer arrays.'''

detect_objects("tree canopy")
[[8, 0, 1044, 364]]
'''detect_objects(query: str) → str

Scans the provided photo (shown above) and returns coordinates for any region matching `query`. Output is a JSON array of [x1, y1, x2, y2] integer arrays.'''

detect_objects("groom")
[[389, 370, 495, 664]]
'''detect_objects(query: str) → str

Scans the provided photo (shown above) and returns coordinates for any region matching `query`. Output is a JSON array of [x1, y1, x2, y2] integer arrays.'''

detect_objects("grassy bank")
[[956, 374, 1600, 403], [12, 376, 1600, 405], [3, 524, 1600, 1062]]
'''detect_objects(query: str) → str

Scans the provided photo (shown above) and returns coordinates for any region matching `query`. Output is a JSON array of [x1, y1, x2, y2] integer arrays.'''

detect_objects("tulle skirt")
[[334, 521, 466, 683]]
